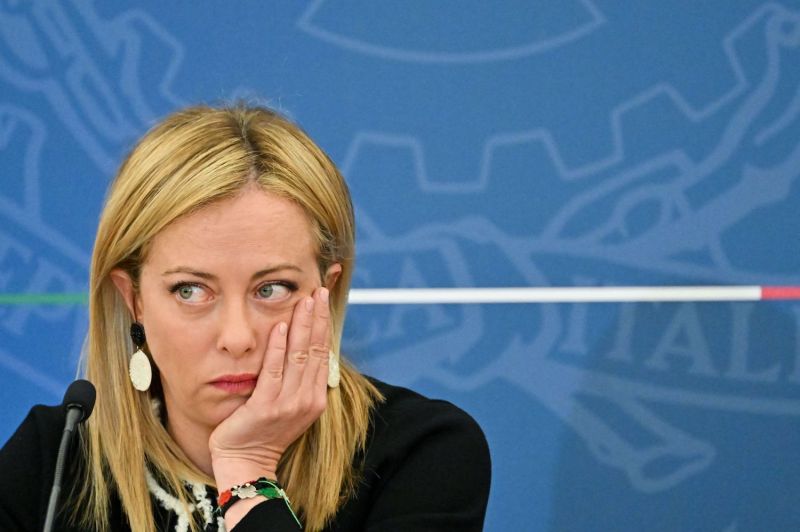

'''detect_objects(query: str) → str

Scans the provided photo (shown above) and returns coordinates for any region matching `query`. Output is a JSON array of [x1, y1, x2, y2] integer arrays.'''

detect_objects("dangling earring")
[[129, 322, 152, 392], [327, 350, 340, 388]]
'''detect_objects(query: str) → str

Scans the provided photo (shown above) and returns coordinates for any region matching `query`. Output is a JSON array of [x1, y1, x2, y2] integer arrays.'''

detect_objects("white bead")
[[129, 348, 152, 391], [328, 350, 340, 388]]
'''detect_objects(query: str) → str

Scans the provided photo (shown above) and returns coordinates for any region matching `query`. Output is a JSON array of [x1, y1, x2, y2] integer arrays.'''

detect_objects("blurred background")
[[1, 1, 799, 530]]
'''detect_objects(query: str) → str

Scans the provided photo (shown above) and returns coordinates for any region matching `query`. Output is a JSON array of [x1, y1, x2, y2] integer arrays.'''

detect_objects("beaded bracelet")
[[216, 477, 301, 527]]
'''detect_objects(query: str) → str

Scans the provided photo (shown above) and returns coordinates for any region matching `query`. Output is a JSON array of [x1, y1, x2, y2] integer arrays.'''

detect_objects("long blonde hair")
[[77, 104, 381, 531]]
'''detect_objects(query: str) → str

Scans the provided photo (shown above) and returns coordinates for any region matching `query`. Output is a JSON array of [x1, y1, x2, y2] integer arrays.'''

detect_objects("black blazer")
[[0, 378, 491, 531]]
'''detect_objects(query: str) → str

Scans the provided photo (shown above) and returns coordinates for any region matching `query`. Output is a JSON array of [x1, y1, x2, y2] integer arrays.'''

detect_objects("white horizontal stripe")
[[347, 286, 764, 304]]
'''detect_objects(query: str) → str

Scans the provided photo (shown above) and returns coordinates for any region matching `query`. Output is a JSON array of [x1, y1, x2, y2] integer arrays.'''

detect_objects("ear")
[[109, 268, 142, 320], [323, 263, 342, 290]]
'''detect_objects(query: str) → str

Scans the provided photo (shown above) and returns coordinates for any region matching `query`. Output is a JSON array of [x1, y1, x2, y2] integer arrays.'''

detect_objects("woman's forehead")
[[144, 188, 317, 273]]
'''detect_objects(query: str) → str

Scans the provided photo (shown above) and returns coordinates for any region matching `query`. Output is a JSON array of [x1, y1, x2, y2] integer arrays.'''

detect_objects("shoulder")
[[369, 377, 487, 435], [1, 404, 66, 473], [364, 376, 490, 477], [0, 404, 67, 530], [337, 378, 491, 530]]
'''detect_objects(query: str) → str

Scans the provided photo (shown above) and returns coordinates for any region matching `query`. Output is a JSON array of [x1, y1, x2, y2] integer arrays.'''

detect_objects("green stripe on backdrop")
[[0, 293, 88, 305]]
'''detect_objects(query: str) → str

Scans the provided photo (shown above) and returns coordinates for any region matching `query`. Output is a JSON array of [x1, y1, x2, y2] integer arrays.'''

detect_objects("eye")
[[169, 283, 209, 303], [256, 282, 295, 301]]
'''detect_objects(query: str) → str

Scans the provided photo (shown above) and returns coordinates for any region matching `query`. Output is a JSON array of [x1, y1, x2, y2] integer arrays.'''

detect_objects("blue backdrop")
[[2, 2, 800, 530]]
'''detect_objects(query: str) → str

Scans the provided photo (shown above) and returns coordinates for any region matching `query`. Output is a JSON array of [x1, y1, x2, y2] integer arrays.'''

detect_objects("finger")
[[301, 287, 331, 393], [252, 321, 288, 401], [281, 295, 315, 394]]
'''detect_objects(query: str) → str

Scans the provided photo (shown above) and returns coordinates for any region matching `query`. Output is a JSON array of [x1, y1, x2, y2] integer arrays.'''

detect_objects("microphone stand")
[[42, 408, 82, 532], [43, 379, 95, 532]]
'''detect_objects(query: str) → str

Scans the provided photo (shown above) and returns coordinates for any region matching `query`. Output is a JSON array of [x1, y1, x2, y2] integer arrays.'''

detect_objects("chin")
[[208, 396, 248, 425]]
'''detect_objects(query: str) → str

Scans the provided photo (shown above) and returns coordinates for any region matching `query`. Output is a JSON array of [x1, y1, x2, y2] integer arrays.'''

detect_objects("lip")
[[210, 373, 258, 393]]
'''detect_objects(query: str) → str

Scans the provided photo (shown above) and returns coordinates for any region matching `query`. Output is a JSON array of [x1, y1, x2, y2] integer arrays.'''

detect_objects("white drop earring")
[[328, 350, 340, 388], [129, 322, 152, 392]]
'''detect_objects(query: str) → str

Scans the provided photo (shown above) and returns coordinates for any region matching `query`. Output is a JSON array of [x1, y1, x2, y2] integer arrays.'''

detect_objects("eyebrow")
[[162, 264, 303, 281]]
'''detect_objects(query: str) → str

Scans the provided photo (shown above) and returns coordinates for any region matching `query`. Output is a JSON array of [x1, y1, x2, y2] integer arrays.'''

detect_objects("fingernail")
[[319, 287, 329, 303], [305, 297, 315, 312], [278, 322, 288, 335]]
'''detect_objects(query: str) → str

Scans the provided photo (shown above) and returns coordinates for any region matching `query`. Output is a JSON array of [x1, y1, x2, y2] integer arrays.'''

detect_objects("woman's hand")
[[209, 286, 331, 490]]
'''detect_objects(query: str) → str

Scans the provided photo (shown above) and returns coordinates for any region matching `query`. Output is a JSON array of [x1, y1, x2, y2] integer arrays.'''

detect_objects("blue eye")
[[259, 284, 275, 298], [170, 283, 207, 303], [178, 285, 195, 299], [257, 282, 293, 300]]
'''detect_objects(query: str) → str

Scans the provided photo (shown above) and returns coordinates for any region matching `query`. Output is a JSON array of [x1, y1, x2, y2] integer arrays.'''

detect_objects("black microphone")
[[43, 379, 96, 532]]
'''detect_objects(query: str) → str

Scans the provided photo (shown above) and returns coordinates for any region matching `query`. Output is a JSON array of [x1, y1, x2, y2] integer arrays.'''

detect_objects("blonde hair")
[[77, 104, 382, 531]]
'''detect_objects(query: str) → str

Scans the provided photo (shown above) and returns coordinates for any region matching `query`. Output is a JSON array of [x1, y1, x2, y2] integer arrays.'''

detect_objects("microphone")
[[43, 379, 96, 532]]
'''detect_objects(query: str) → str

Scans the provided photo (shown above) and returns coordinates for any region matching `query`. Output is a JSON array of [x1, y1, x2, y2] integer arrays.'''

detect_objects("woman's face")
[[113, 185, 339, 435]]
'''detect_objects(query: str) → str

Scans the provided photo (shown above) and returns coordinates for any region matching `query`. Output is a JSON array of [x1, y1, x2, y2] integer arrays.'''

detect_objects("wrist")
[[212, 463, 278, 491], [215, 477, 301, 529], [211, 453, 280, 488]]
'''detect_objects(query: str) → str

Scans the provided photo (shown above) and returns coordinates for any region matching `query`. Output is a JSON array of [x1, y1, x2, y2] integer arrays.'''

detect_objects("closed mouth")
[[211, 374, 258, 392]]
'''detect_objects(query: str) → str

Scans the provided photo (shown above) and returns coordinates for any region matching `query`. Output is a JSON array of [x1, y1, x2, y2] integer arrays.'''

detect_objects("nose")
[[216, 298, 258, 357]]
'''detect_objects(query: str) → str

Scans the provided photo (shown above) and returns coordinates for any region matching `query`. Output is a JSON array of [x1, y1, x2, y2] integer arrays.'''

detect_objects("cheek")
[[256, 306, 295, 335], [144, 314, 211, 379], [138, 297, 205, 371]]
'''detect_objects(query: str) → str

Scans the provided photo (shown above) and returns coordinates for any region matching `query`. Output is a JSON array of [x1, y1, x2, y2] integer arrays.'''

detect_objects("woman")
[[0, 104, 491, 531]]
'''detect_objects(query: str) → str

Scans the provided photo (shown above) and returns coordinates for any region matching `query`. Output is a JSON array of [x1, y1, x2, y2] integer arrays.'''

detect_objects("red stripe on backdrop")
[[761, 286, 800, 300]]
